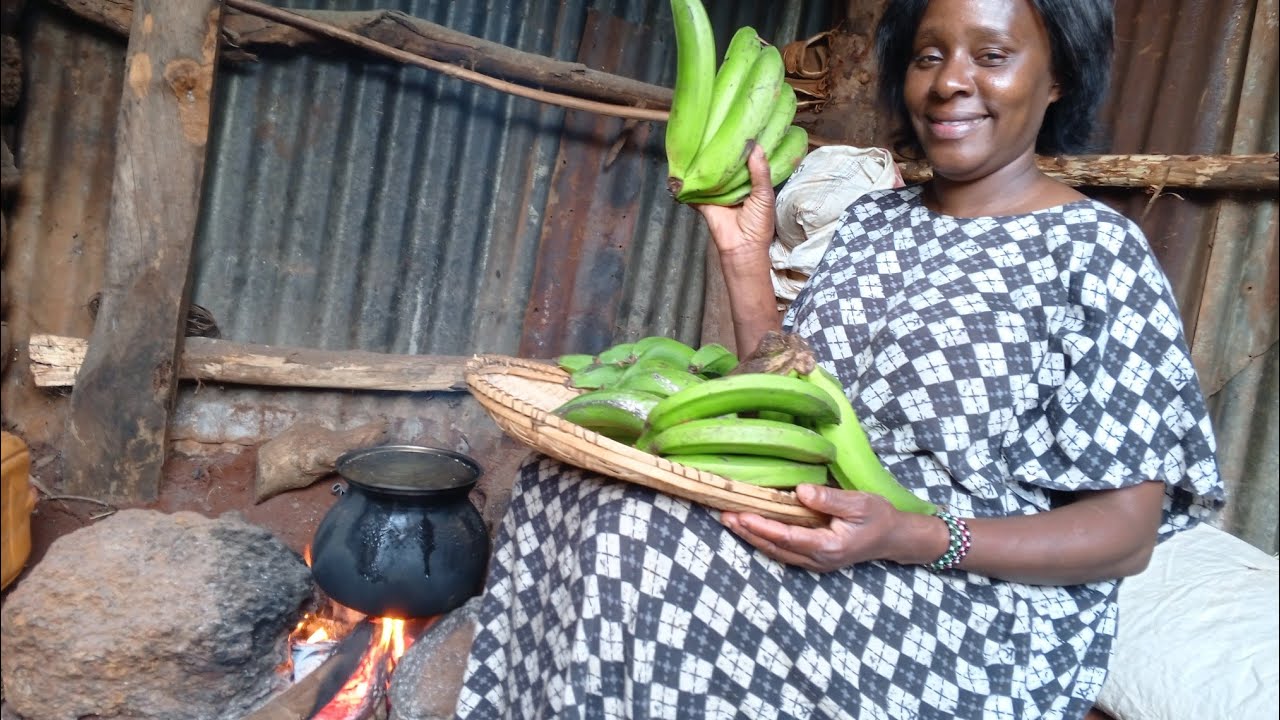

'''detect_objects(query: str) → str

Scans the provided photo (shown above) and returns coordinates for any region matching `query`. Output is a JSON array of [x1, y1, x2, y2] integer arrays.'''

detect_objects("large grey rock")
[[388, 597, 483, 720], [0, 509, 314, 720]]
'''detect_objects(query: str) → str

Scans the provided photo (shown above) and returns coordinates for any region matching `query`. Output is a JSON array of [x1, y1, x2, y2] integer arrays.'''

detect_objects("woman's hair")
[[874, 0, 1114, 156]]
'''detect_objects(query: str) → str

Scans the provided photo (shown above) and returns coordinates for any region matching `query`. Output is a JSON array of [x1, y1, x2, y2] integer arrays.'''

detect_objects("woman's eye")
[[977, 52, 1008, 65], [912, 53, 942, 67]]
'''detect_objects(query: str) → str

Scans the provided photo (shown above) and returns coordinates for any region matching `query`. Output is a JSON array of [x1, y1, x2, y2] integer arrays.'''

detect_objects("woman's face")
[[904, 0, 1060, 182]]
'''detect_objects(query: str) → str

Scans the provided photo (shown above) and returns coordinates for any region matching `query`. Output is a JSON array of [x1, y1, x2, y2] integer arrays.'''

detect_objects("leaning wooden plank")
[[30, 334, 473, 393], [61, 0, 223, 503]]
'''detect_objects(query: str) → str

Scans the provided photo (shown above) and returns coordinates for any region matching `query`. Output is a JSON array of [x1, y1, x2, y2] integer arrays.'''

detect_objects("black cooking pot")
[[309, 445, 490, 618]]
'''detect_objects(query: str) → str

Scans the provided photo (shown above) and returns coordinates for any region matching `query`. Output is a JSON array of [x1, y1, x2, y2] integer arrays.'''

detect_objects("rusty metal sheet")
[[518, 10, 692, 359], [0, 5, 120, 445]]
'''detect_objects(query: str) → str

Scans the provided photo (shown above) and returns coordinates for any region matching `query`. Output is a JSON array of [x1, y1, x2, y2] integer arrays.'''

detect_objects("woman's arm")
[[721, 480, 1166, 585], [694, 144, 783, 354]]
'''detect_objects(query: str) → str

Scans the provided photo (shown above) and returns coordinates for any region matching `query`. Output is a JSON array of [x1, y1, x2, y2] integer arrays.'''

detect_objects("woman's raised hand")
[[721, 484, 931, 573], [693, 143, 776, 261]]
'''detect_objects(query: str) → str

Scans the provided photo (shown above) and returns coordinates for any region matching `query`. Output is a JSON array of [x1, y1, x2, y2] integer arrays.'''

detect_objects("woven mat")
[[464, 355, 825, 527]]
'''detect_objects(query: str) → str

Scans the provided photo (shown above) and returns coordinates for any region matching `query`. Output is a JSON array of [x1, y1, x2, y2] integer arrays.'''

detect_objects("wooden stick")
[[30, 334, 472, 393], [899, 153, 1279, 191], [224, 0, 668, 122], [49, 0, 675, 108], [244, 620, 377, 720]]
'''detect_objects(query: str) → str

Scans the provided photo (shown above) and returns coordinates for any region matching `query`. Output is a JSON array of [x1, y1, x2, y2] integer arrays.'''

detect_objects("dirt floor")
[[12, 442, 363, 589]]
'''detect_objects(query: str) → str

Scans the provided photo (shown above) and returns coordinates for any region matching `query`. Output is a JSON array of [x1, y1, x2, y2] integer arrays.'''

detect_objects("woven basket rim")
[[464, 354, 827, 526]]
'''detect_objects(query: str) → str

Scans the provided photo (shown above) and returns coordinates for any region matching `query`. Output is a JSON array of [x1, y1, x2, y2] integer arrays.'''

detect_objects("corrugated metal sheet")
[[1101, 0, 1279, 553], [1, 3, 119, 444], [193, 0, 836, 358]]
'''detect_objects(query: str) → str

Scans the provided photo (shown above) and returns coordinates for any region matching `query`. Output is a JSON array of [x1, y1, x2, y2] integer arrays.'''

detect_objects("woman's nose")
[[931, 56, 974, 99]]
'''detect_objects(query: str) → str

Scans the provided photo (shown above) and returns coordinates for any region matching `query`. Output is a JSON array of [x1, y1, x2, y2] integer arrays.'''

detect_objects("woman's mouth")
[[927, 116, 987, 140]]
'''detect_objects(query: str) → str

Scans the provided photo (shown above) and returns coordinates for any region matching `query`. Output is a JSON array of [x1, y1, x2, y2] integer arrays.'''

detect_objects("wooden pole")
[[61, 0, 223, 502], [30, 334, 473, 393], [897, 152, 1280, 192]]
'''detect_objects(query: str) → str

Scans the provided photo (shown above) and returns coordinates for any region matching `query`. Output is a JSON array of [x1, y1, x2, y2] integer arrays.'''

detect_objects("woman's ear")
[[1049, 80, 1062, 103]]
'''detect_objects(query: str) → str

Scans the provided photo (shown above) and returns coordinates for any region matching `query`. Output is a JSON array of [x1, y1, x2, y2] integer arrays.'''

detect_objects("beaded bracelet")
[[925, 510, 972, 572]]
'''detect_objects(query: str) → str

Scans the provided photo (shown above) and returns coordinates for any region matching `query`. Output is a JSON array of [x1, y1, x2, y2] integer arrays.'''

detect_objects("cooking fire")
[[286, 546, 430, 720]]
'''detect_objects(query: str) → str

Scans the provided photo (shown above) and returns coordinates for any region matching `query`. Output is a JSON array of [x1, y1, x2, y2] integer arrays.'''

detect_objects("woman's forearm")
[[889, 481, 1165, 586], [718, 248, 782, 355]]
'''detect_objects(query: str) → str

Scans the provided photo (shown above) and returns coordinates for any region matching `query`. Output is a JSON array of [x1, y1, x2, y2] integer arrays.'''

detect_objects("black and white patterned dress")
[[456, 186, 1224, 719]]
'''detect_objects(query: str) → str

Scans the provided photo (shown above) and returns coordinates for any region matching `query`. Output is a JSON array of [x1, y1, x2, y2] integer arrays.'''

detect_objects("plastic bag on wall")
[[770, 146, 900, 300]]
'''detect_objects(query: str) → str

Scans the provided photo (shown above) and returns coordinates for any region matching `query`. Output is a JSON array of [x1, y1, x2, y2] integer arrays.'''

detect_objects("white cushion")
[[1097, 522, 1279, 720]]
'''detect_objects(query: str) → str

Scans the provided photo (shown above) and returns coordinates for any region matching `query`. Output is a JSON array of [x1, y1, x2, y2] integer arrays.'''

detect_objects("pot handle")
[[331, 482, 346, 496]]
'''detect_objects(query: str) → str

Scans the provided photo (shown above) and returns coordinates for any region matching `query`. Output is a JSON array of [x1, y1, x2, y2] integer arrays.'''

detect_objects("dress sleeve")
[[1001, 217, 1224, 517]]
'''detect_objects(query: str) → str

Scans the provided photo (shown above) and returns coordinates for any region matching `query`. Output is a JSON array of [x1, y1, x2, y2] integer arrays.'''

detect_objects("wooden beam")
[[31, 334, 472, 393], [898, 152, 1280, 191], [61, 0, 222, 502]]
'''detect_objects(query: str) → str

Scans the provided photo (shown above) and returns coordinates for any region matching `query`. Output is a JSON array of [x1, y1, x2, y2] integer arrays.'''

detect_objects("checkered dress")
[[456, 186, 1224, 719]]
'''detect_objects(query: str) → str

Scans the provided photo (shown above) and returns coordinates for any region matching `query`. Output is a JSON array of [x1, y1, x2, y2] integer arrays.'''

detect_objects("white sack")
[[770, 146, 899, 300]]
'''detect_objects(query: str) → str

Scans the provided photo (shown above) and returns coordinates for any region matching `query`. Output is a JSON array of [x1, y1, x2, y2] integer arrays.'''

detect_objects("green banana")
[[569, 363, 626, 390], [683, 125, 809, 207], [689, 343, 739, 377], [699, 27, 767, 150], [556, 353, 597, 374], [645, 372, 839, 435], [670, 44, 785, 199], [755, 82, 798, 158], [634, 340, 696, 368], [648, 417, 836, 464], [755, 410, 795, 424], [632, 336, 697, 368], [666, 453, 829, 488], [554, 388, 664, 443], [665, 0, 717, 181], [596, 342, 637, 366], [616, 364, 706, 398], [803, 367, 936, 515], [680, 83, 796, 203], [764, 124, 809, 184]]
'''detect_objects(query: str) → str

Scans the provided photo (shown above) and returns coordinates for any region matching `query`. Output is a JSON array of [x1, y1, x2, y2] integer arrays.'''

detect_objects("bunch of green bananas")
[[637, 372, 842, 488], [664, 0, 809, 206], [551, 337, 736, 442], [552, 337, 937, 514]]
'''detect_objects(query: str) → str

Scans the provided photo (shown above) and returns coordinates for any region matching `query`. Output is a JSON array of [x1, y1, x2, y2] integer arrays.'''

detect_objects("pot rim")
[[335, 444, 482, 495]]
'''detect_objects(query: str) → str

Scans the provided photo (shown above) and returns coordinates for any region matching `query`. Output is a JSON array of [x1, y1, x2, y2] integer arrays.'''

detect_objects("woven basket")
[[465, 355, 826, 527]]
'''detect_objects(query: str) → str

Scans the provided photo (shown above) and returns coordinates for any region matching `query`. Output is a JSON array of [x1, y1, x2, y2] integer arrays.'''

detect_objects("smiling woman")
[[877, 0, 1113, 214], [454, 2, 1225, 719]]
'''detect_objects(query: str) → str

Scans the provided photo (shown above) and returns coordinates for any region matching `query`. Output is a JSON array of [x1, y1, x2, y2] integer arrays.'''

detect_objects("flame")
[[288, 544, 419, 718], [379, 617, 408, 662], [311, 617, 412, 720]]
